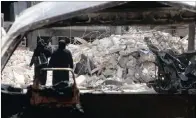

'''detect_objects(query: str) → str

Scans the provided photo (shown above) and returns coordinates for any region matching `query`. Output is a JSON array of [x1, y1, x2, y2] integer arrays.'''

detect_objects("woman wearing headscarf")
[[30, 39, 52, 85], [48, 39, 73, 85]]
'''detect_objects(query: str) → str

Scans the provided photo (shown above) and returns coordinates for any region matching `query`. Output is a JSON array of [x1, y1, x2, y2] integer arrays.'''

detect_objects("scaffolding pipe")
[[188, 22, 195, 51]]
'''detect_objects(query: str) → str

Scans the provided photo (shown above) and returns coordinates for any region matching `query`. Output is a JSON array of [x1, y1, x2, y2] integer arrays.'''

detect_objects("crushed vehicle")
[[1, 1, 196, 118], [145, 37, 196, 94]]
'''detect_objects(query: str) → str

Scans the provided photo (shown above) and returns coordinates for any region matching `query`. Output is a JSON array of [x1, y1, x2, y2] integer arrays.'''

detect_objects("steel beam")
[[188, 22, 195, 51], [44, 8, 196, 27]]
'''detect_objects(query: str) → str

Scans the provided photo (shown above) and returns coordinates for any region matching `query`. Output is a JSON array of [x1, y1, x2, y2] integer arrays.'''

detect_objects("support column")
[[171, 26, 176, 36], [115, 26, 122, 35], [109, 26, 122, 35], [1, 13, 4, 27], [188, 22, 195, 51]]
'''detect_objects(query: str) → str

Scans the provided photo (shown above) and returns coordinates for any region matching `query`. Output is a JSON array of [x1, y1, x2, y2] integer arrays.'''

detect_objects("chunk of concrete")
[[118, 56, 129, 68], [76, 75, 87, 86], [116, 66, 123, 78], [74, 54, 96, 75], [102, 80, 124, 86], [103, 69, 114, 77]]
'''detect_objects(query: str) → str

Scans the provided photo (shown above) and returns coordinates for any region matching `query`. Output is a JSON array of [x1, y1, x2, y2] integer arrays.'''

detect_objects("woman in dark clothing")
[[48, 40, 73, 85], [30, 39, 52, 85]]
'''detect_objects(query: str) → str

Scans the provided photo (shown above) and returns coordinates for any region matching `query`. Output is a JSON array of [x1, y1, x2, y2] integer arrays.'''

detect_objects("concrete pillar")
[[26, 1, 32, 8], [109, 26, 122, 35], [10, 2, 28, 21], [171, 26, 176, 36], [1, 13, 4, 27], [115, 26, 122, 35], [109, 26, 115, 35], [125, 26, 129, 31], [188, 22, 195, 51]]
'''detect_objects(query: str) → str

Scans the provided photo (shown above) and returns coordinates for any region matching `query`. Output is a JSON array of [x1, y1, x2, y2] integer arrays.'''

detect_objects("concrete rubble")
[[1, 48, 34, 88], [1, 27, 188, 93]]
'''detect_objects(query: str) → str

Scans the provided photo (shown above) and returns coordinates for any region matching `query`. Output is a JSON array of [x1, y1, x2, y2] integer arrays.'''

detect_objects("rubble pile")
[[1, 48, 34, 88], [68, 28, 188, 88], [1, 27, 188, 92]]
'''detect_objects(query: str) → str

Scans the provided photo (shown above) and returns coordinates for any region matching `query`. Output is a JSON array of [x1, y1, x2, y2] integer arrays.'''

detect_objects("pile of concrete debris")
[[1, 48, 34, 88], [1, 28, 188, 92], [68, 28, 188, 88]]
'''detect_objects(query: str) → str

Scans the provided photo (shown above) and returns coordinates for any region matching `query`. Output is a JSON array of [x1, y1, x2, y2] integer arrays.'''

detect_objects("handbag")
[[38, 53, 48, 67]]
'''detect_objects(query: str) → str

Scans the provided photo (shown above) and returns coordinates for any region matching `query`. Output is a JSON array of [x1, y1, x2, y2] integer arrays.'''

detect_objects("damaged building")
[[1, 1, 196, 93], [1, 1, 196, 118]]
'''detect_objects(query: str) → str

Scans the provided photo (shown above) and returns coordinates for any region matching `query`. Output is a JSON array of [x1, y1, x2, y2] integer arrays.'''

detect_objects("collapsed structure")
[[1, 27, 189, 92], [1, 2, 196, 118]]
